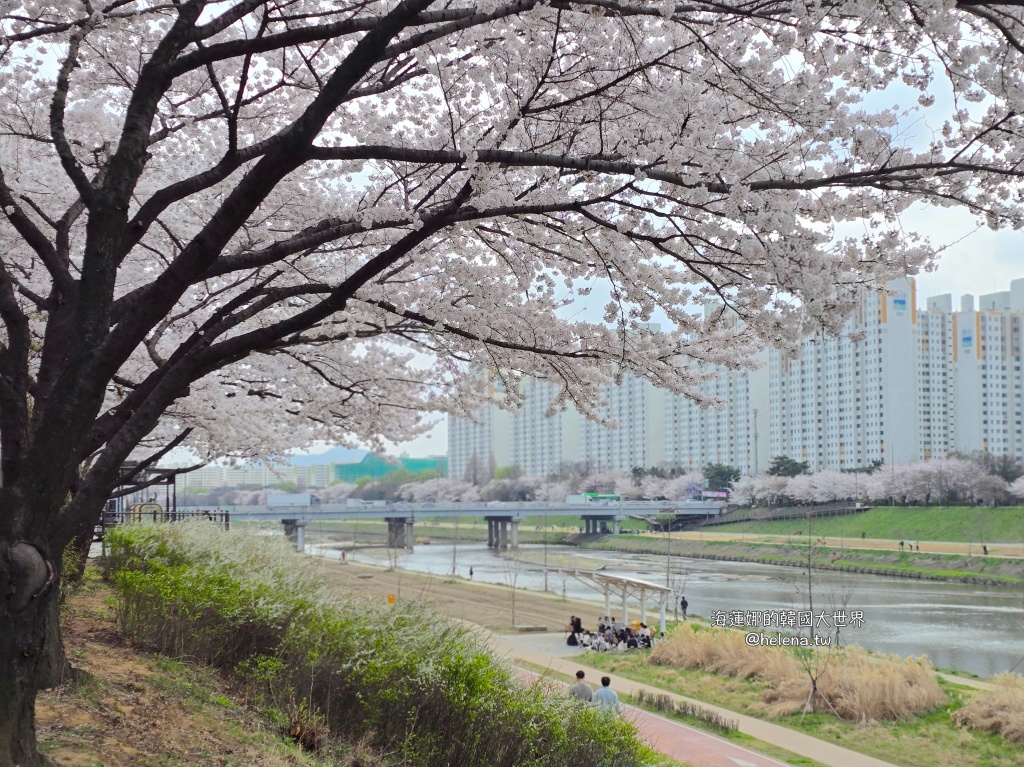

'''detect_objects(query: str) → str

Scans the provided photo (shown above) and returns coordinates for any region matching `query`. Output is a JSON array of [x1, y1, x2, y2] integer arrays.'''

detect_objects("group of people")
[[566, 615, 659, 651], [569, 670, 622, 715]]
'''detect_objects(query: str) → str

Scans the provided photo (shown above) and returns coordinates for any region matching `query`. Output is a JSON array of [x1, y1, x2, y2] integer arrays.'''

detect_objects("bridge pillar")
[[612, 519, 621, 535], [498, 520, 508, 549], [487, 518, 495, 548], [584, 518, 592, 534], [509, 519, 519, 549], [385, 517, 413, 549]]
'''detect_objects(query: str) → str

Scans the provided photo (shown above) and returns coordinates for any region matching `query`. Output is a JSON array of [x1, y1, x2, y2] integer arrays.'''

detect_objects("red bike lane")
[[515, 667, 789, 767]]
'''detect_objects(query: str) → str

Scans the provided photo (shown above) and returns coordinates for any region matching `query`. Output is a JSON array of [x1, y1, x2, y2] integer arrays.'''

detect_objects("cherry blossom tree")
[[662, 472, 704, 500], [4, 1, 1024, 763], [786, 473, 816, 504], [730, 476, 758, 506]]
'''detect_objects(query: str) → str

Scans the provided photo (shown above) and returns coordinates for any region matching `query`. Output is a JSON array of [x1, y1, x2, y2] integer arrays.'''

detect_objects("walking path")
[[672, 531, 1024, 559], [489, 632, 901, 767]]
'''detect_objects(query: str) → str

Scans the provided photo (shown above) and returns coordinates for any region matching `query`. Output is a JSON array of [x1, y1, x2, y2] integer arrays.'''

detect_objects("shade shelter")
[[556, 569, 673, 633]]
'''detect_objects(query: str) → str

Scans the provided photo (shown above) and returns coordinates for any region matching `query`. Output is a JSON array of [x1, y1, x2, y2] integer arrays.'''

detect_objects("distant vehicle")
[[93, 501, 120, 541], [565, 493, 621, 504], [267, 493, 320, 507]]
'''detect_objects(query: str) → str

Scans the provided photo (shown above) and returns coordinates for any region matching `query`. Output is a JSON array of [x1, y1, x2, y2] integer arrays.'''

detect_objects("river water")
[[325, 541, 1023, 677]]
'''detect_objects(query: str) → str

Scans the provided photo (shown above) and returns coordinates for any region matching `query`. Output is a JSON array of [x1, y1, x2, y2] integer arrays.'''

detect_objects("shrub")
[[649, 623, 798, 685], [765, 648, 945, 721], [107, 522, 653, 767], [952, 673, 1024, 743], [633, 689, 738, 735], [649, 624, 945, 721]]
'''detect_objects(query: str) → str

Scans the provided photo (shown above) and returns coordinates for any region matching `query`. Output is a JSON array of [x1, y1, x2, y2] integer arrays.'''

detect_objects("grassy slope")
[[40, 569, 352, 767], [278, 507, 1020, 543], [711, 506, 1024, 543]]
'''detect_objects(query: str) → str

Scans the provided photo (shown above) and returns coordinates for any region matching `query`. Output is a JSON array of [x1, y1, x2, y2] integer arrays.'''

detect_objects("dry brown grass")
[[650, 626, 945, 722], [649, 624, 798, 685], [765, 648, 945, 721], [952, 673, 1024, 743]]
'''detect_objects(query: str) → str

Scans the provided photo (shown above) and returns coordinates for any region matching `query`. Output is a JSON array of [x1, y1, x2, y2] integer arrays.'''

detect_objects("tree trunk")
[[36, 587, 75, 690], [0, 554, 50, 767], [0, 616, 47, 766]]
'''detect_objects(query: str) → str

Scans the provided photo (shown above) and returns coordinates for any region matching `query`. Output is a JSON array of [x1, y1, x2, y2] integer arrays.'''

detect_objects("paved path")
[[489, 632, 902, 767], [673, 531, 1024, 559], [514, 664, 789, 767]]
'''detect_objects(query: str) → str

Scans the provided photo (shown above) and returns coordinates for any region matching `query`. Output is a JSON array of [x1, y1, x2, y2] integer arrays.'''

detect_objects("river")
[[323, 541, 1024, 677]]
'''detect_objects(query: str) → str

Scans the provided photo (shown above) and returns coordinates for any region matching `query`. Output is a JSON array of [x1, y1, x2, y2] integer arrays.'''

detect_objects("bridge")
[[182, 499, 727, 549]]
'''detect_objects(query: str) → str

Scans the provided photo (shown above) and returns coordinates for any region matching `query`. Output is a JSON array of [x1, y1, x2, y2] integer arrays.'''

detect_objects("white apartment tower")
[[448, 277, 1024, 478], [950, 280, 1024, 457], [769, 278, 923, 470], [662, 355, 769, 475]]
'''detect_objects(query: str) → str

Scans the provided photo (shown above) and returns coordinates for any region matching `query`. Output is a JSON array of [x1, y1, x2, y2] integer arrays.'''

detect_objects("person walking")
[[468, 566, 473, 580], [593, 676, 622, 715], [569, 670, 592, 702], [679, 595, 689, 620]]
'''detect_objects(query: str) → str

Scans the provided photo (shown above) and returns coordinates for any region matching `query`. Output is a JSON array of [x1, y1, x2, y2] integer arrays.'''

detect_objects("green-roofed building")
[[332, 453, 447, 484]]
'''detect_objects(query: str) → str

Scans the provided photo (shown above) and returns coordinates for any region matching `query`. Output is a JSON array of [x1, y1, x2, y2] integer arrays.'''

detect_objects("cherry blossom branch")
[[98, 0, 438, 382]]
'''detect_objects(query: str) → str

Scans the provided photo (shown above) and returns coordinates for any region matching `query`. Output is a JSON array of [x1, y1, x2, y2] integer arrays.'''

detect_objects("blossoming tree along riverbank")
[[4, 1, 1024, 764]]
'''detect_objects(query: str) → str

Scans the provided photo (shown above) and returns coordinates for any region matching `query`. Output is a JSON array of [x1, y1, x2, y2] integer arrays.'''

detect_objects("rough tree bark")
[[0, 540, 55, 766]]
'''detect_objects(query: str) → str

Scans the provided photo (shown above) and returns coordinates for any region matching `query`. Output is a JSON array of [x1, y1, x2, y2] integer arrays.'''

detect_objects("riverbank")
[[314, 527, 1024, 585], [319, 557, 1021, 767], [709, 505, 1024, 542], [579, 534, 1024, 585]]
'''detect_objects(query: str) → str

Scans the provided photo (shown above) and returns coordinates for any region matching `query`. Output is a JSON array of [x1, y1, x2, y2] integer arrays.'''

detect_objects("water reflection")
[[318, 541, 1023, 677]]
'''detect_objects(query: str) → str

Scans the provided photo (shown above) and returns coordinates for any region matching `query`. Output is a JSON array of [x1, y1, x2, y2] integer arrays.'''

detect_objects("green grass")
[[712, 506, 1024, 543], [107, 522, 655, 767], [519, 660, 830, 767], [581, 648, 1023, 767]]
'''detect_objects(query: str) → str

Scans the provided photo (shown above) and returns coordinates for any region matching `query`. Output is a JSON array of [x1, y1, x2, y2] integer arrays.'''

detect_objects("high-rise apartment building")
[[448, 277, 1024, 477]]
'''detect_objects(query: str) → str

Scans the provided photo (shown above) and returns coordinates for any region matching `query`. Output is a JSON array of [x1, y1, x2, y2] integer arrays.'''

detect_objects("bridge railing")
[[95, 508, 230, 540]]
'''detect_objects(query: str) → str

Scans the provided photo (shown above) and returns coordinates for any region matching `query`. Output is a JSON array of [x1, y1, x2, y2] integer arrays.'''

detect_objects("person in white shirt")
[[592, 676, 622, 715]]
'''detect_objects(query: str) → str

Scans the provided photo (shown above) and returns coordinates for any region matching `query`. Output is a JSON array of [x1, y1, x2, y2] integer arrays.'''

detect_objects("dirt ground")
[[314, 557, 667, 634], [35, 577, 318, 767], [676, 531, 1024, 558]]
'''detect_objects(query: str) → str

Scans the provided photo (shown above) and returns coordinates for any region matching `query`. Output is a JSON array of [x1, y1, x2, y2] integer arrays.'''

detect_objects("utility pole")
[[665, 517, 672, 588], [543, 507, 549, 592], [753, 408, 760, 477]]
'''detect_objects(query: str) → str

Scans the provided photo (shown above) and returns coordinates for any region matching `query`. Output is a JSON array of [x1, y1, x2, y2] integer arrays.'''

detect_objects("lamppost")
[[665, 516, 672, 589], [543, 506, 549, 592]]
